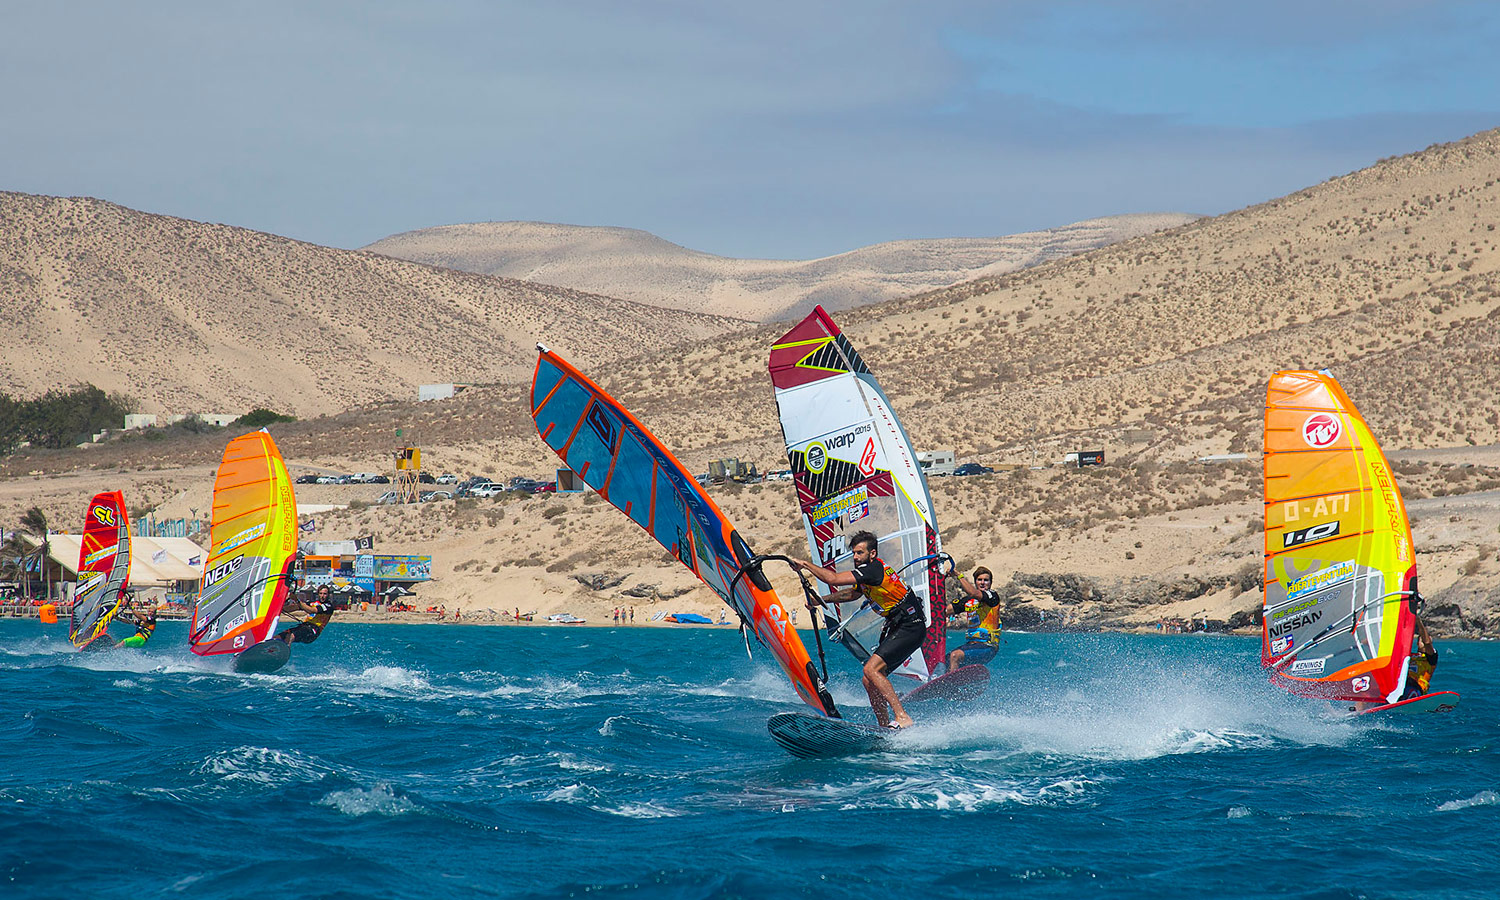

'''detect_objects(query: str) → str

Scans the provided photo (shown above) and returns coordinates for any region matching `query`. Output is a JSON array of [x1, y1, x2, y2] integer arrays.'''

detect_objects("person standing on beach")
[[794, 531, 922, 729], [946, 566, 1002, 671]]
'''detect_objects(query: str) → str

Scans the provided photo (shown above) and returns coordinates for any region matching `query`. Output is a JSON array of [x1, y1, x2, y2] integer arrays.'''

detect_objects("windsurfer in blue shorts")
[[945, 567, 1001, 670], [795, 531, 922, 728]]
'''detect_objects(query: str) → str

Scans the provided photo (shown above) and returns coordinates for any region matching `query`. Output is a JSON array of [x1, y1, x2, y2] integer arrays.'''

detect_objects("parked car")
[[418, 472, 436, 484], [315, 475, 342, 485], [953, 463, 994, 476], [419, 490, 453, 502], [350, 472, 381, 484], [436, 473, 458, 484], [534, 482, 557, 493], [294, 474, 320, 484], [375, 490, 400, 504], [370, 475, 390, 484], [765, 470, 794, 482], [468, 482, 505, 498], [508, 478, 543, 493]]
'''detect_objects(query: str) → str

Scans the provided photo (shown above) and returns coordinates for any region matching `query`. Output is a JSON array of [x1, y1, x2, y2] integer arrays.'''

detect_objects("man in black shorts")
[[276, 584, 336, 644], [794, 531, 923, 728]]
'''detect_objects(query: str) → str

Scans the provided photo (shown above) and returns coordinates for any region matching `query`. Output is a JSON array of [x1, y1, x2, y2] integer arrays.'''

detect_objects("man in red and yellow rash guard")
[[795, 530, 923, 728]]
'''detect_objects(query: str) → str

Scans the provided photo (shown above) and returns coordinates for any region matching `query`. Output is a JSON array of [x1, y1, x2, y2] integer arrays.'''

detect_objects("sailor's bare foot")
[[893, 714, 914, 728]]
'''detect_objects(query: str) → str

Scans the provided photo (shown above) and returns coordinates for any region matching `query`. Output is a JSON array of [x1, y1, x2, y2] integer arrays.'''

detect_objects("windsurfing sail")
[[769, 306, 945, 684], [1263, 370, 1417, 704], [190, 431, 299, 656], [530, 344, 838, 717], [69, 491, 132, 649]]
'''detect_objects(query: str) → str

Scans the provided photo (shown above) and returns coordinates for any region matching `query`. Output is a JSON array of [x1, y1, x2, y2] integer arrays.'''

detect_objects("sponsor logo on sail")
[[1352, 675, 1371, 692], [1270, 634, 1293, 655], [1302, 413, 1342, 448], [805, 442, 828, 474], [811, 487, 868, 526], [858, 438, 877, 477], [203, 555, 245, 587], [92, 505, 116, 527], [218, 522, 267, 554], [1267, 609, 1322, 638], [1271, 597, 1318, 621], [83, 545, 118, 567], [1288, 658, 1326, 676], [1283, 521, 1340, 549], [1285, 561, 1356, 602], [586, 401, 617, 450]]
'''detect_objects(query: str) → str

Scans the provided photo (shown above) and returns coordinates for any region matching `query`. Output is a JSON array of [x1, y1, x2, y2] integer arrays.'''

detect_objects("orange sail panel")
[[1263, 371, 1416, 703], [530, 344, 838, 717], [70, 491, 132, 649], [190, 432, 299, 656]]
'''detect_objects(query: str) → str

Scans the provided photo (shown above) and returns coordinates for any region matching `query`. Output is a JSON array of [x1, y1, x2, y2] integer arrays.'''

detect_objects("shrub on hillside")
[[0, 384, 135, 452], [234, 408, 296, 428]]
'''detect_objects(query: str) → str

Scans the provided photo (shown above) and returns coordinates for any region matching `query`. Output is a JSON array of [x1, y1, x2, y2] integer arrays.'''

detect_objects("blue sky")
[[4, 1, 1497, 259]]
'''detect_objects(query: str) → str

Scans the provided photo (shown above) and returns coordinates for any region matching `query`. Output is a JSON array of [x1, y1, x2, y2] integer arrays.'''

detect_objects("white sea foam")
[[317, 783, 419, 817], [609, 801, 680, 818], [1228, 806, 1253, 818], [196, 746, 328, 787], [1437, 790, 1500, 812]]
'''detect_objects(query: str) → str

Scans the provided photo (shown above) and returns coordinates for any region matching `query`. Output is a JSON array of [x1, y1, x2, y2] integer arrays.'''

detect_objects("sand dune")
[[0, 193, 742, 417], [362, 214, 1197, 322]]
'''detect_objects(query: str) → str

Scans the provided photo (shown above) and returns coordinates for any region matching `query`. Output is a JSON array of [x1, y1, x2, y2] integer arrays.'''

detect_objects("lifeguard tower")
[[393, 446, 422, 504]]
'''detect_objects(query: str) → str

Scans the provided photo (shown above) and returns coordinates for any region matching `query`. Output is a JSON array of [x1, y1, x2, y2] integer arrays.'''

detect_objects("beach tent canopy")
[[45, 533, 204, 587]]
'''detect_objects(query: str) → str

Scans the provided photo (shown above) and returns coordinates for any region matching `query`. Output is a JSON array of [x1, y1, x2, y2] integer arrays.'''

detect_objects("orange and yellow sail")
[[1263, 371, 1417, 703], [190, 432, 299, 656]]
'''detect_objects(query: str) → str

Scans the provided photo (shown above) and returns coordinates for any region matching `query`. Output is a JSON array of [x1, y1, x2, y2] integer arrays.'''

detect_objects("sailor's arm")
[[1416, 616, 1435, 656], [792, 558, 858, 590]]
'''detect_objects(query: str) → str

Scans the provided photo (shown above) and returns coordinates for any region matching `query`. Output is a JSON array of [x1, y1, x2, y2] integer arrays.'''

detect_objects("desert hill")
[[0, 192, 742, 417], [362, 214, 1197, 322], [8, 129, 1500, 640]]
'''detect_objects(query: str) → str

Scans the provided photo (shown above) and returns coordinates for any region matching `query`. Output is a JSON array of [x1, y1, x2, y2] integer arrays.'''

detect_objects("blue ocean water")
[[1, 619, 1495, 900]]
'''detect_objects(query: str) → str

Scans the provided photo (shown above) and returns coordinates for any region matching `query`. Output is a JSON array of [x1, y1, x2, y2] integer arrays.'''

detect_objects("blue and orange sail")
[[530, 344, 838, 717]]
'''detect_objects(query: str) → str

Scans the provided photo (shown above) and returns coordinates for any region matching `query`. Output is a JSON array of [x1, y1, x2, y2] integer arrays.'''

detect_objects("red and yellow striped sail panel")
[[70, 490, 132, 649], [1263, 371, 1416, 703], [190, 432, 299, 656]]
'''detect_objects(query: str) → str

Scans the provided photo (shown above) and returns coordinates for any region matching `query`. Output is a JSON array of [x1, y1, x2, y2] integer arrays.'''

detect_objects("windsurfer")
[[276, 584, 335, 644], [116, 598, 157, 648], [1401, 613, 1439, 700], [795, 531, 922, 728], [946, 567, 1002, 670]]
